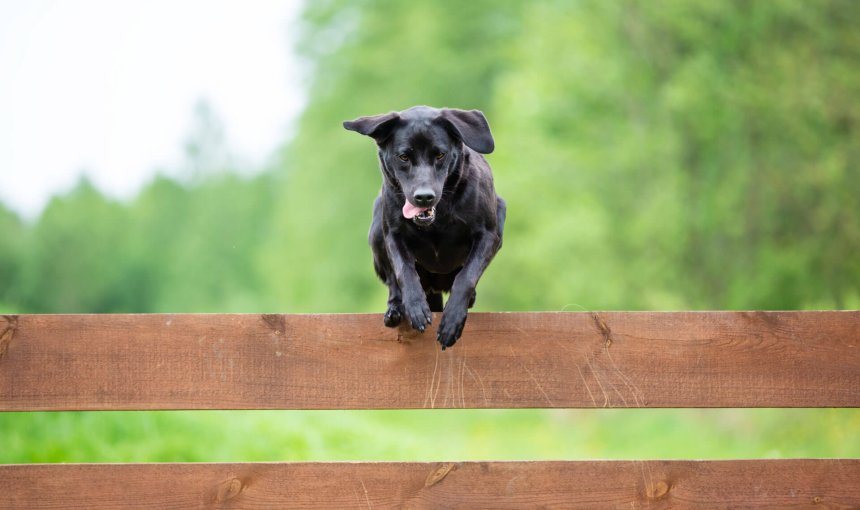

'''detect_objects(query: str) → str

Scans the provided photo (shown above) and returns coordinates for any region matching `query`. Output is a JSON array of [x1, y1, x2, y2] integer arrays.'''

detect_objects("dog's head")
[[344, 105, 494, 226]]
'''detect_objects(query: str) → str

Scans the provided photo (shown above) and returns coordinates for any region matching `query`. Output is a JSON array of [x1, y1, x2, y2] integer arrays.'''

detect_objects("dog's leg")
[[373, 250, 403, 327], [437, 233, 500, 348], [384, 233, 432, 332], [437, 199, 505, 349], [383, 278, 403, 327], [372, 238, 403, 327], [495, 198, 507, 247], [370, 200, 403, 327]]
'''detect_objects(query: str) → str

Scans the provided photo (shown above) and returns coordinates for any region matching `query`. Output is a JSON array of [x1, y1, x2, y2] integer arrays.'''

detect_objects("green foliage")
[[0, 203, 24, 309], [126, 173, 278, 312], [15, 178, 137, 312], [484, 0, 860, 310], [1, 0, 858, 462], [1, 409, 858, 463]]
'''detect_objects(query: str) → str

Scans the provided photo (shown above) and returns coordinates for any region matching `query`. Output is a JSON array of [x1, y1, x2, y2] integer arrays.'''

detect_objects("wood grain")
[[0, 312, 858, 410], [2, 460, 858, 508]]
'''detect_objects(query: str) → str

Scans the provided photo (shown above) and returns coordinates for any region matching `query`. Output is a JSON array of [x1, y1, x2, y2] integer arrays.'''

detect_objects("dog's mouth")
[[412, 207, 436, 226], [402, 201, 436, 226]]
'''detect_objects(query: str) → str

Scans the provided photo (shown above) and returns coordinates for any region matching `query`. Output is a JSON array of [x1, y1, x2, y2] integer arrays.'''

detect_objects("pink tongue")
[[403, 201, 429, 219]]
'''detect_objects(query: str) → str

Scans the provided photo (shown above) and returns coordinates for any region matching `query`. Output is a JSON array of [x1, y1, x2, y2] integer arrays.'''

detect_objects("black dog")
[[344, 106, 505, 349]]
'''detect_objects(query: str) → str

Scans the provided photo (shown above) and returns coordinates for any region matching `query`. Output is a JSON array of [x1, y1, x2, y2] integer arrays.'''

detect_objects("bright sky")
[[0, 0, 304, 219]]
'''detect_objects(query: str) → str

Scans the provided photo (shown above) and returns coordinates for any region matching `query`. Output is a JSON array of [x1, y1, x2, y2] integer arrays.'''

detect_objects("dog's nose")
[[413, 189, 436, 207]]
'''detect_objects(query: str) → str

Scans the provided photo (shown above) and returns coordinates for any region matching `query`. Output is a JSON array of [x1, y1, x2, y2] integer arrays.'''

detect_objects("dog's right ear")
[[343, 112, 401, 144], [437, 108, 495, 154]]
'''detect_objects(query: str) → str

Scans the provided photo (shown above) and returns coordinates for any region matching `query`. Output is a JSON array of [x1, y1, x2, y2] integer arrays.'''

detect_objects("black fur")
[[344, 106, 505, 349]]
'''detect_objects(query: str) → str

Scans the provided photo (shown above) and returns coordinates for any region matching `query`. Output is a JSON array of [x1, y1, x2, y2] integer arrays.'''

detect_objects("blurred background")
[[1, 0, 858, 462]]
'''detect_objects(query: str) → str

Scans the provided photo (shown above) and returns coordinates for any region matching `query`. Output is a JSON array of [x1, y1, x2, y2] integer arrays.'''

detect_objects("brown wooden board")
[[0, 312, 858, 410], [1, 460, 858, 508]]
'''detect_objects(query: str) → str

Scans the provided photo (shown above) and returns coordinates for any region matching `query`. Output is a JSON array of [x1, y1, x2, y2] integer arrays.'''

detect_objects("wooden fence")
[[1, 311, 858, 507]]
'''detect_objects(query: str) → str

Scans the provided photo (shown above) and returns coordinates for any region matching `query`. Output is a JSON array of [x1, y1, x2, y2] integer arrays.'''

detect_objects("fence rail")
[[1, 311, 858, 410], [3, 460, 859, 509]]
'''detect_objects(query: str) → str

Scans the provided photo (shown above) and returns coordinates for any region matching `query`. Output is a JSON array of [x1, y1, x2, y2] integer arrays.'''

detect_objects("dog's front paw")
[[437, 305, 467, 350], [383, 303, 403, 327], [403, 296, 432, 333]]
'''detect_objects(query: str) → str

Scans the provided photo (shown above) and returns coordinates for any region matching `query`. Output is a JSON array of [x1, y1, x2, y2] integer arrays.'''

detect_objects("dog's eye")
[[398, 154, 409, 162], [436, 152, 446, 160]]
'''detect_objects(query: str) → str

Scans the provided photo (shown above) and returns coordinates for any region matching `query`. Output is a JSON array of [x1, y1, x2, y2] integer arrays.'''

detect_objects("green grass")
[[2, 409, 858, 463]]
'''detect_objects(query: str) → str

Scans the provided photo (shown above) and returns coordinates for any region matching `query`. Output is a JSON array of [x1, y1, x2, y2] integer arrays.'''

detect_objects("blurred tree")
[[15, 177, 140, 312], [487, 0, 860, 310], [128, 173, 277, 312], [182, 100, 235, 183], [0, 203, 25, 310]]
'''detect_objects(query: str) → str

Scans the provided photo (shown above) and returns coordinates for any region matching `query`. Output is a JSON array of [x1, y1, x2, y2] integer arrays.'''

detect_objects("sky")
[[0, 0, 304, 219]]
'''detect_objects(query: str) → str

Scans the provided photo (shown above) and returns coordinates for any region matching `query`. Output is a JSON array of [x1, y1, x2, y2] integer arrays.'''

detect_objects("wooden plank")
[[0, 311, 858, 410], [1, 460, 858, 508]]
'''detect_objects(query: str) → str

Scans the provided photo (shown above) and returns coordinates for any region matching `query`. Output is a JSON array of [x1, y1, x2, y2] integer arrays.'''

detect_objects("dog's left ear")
[[437, 109, 495, 154], [343, 112, 401, 144]]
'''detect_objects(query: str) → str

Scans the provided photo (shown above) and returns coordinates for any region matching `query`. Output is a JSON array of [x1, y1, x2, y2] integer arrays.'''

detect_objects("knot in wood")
[[425, 463, 456, 487], [0, 315, 18, 359], [646, 480, 670, 499], [261, 314, 285, 336], [216, 477, 244, 502]]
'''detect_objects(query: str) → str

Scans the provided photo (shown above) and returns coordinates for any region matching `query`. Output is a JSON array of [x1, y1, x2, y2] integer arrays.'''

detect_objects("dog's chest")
[[405, 227, 472, 274]]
